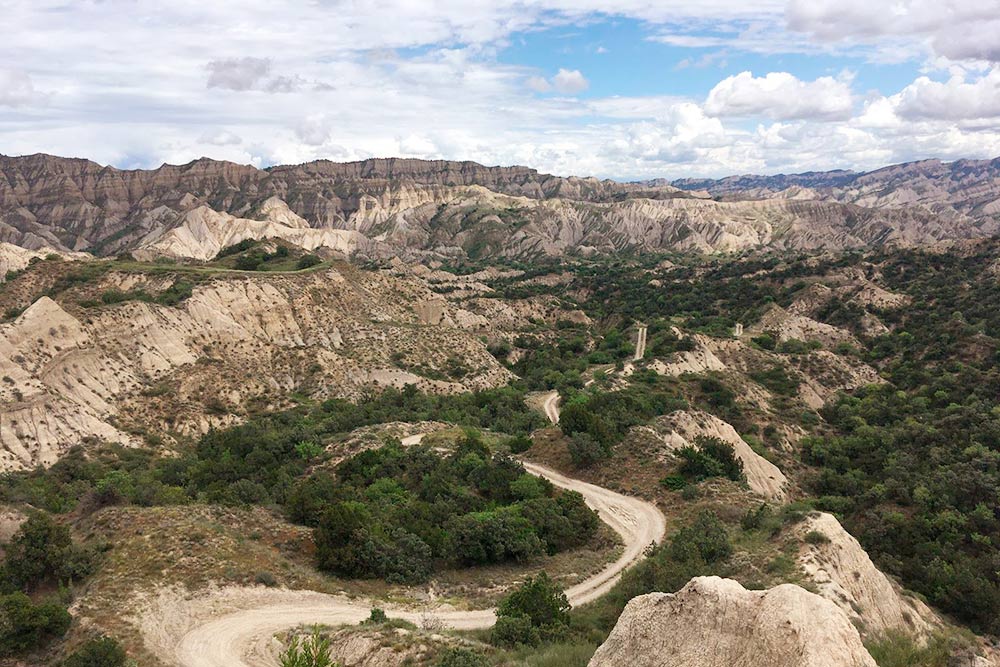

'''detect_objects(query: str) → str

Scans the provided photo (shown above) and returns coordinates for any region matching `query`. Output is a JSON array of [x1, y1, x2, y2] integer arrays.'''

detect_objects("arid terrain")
[[2, 156, 1000, 667]]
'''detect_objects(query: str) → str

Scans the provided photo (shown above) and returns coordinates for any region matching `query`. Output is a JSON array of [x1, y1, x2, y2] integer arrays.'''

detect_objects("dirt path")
[[633, 323, 648, 361], [542, 390, 560, 424], [166, 458, 665, 667]]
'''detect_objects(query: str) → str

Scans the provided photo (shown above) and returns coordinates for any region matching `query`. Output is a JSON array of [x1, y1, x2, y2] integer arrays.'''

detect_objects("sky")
[[2, 0, 1000, 179]]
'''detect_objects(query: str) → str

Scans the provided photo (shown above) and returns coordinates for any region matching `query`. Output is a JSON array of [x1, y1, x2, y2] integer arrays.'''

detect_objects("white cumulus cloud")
[[528, 69, 590, 95], [704, 71, 855, 120]]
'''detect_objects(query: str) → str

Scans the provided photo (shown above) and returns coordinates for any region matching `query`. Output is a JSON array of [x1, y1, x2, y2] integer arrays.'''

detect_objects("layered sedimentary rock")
[[1, 154, 992, 262], [589, 577, 877, 667]]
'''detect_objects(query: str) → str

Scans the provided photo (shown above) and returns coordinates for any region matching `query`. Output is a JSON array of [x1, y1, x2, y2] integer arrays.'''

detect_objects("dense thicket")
[[306, 435, 598, 582], [803, 242, 1000, 633]]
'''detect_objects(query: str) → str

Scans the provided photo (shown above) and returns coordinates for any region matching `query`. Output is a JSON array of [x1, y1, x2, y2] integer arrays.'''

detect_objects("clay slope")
[[0, 242, 85, 280], [797, 512, 938, 640], [0, 266, 512, 470], [1, 154, 991, 261], [589, 576, 877, 667], [650, 410, 788, 501]]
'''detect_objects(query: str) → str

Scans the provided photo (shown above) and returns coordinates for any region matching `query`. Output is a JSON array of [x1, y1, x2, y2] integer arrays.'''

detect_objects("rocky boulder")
[[589, 577, 877, 667]]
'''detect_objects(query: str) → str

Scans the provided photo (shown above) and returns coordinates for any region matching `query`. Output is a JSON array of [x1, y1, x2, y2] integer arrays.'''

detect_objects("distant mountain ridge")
[[671, 157, 1000, 221], [1, 153, 998, 261]]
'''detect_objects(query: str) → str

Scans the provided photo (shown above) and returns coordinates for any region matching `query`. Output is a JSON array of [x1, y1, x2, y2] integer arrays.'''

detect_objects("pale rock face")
[[750, 304, 859, 349], [0, 243, 87, 281], [0, 269, 513, 470], [648, 336, 727, 376], [589, 577, 877, 667], [1, 154, 994, 261], [653, 410, 788, 501], [133, 206, 364, 260], [797, 512, 938, 640]]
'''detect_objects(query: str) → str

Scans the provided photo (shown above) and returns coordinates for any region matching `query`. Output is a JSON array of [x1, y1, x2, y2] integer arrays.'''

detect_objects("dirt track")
[[542, 390, 560, 424], [164, 456, 665, 667]]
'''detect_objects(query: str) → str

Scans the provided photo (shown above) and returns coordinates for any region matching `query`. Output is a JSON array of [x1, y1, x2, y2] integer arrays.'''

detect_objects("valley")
[[2, 156, 1000, 667]]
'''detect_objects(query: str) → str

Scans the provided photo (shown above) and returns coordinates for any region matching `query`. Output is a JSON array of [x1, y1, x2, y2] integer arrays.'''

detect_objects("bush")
[[491, 613, 540, 647], [803, 530, 830, 545], [254, 571, 278, 587], [279, 629, 333, 667], [505, 435, 533, 454], [668, 511, 731, 564], [435, 647, 488, 667], [0, 592, 71, 656], [676, 437, 744, 483], [567, 432, 608, 467], [366, 607, 387, 624], [61, 636, 127, 667], [3, 513, 91, 589], [496, 572, 569, 632], [296, 254, 323, 270]]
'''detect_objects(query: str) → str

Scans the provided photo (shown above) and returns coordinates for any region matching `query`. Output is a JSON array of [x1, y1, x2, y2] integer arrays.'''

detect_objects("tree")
[[61, 636, 127, 667], [314, 502, 371, 575], [668, 510, 731, 564], [567, 432, 608, 467], [0, 592, 71, 656], [495, 572, 569, 631], [4, 513, 81, 589]]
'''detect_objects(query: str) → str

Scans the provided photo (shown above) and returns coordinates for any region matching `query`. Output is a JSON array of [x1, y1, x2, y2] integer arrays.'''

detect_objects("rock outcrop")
[[132, 206, 365, 261], [1, 154, 993, 262], [652, 410, 788, 501], [0, 267, 513, 470], [589, 576, 877, 667], [797, 512, 938, 640]]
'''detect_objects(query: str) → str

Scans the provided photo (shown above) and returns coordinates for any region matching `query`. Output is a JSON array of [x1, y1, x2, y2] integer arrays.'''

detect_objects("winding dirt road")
[[542, 390, 561, 425], [168, 459, 665, 667]]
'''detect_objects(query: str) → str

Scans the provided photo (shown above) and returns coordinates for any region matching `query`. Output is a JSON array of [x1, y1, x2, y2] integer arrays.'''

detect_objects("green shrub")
[[676, 437, 744, 483], [668, 511, 731, 564], [254, 571, 277, 587], [366, 607, 387, 624], [296, 254, 323, 270], [435, 647, 488, 667], [61, 636, 127, 667], [0, 592, 71, 656], [495, 572, 569, 640], [491, 614, 540, 647], [4, 513, 92, 589], [279, 629, 333, 667], [803, 530, 831, 545], [567, 432, 608, 467]]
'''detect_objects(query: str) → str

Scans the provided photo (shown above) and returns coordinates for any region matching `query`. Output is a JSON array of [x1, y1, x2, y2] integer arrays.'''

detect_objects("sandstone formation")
[[797, 512, 938, 639], [0, 242, 85, 280], [132, 205, 364, 261], [749, 304, 859, 349], [1, 154, 994, 262], [652, 410, 788, 501], [0, 266, 513, 470], [589, 576, 877, 667]]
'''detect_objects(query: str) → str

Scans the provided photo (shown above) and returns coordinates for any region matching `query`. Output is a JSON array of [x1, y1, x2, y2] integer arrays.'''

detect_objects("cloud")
[[786, 0, 1000, 63], [4, 0, 1000, 181], [294, 116, 333, 146], [206, 57, 272, 91], [0, 69, 40, 106], [552, 68, 589, 94], [704, 71, 855, 120], [199, 129, 243, 146], [893, 69, 1000, 120], [526, 68, 589, 95]]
